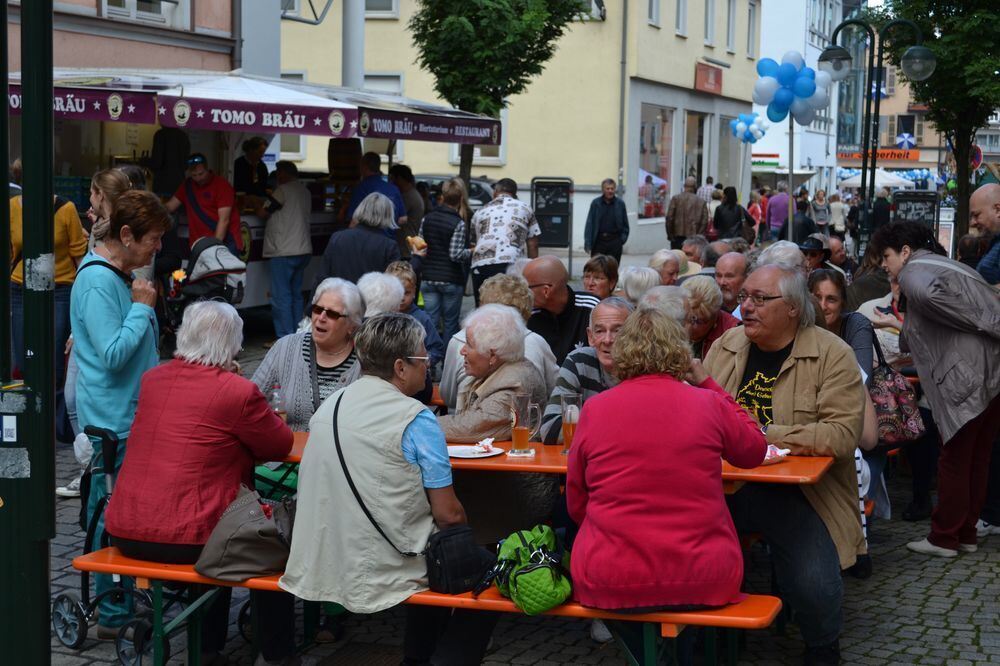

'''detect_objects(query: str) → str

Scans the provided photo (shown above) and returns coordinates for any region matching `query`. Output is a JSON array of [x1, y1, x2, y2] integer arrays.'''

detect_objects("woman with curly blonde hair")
[[566, 306, 766, 636]]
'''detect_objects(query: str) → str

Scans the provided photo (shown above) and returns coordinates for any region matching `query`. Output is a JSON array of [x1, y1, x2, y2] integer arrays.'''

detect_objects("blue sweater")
[[977, 235, 1000, 285], [70, 252, 159, 439]]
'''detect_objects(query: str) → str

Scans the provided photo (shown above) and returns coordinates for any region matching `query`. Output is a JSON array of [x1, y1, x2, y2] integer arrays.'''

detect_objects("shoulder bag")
[[869, 335, 925, 447], [330, 393, 494, 594]]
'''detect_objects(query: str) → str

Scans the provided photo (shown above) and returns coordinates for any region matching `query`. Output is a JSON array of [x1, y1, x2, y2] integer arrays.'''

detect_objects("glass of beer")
[[561, 393, 581, 455], [509, 392, 541, 457]]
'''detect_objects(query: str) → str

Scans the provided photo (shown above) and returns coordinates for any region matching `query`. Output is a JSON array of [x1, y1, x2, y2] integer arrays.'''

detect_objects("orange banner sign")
[[837, 149, 919, 161]]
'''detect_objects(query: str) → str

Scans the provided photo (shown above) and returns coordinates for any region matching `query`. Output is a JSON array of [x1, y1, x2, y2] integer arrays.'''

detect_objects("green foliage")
[[408, 0, 584, 117]]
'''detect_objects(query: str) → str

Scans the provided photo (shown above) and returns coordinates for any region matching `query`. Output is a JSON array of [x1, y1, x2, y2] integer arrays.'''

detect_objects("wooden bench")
[[73, 547, 781, 666]]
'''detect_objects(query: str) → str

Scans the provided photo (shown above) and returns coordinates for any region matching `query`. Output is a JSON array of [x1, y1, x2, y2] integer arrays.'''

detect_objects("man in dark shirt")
[[583, 178, 629, 262], [523, 256, 598, 364], [777, 199, 818, 244], [346, 152, 407, 229]]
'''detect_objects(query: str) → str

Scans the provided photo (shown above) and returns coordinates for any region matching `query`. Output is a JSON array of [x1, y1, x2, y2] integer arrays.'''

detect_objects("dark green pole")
[[0, 0, 12, 380], [0, 2, 55, 664]]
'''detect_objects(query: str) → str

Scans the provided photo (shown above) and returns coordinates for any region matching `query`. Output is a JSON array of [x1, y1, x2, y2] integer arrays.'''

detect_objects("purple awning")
[[7, 85, 157, 123]]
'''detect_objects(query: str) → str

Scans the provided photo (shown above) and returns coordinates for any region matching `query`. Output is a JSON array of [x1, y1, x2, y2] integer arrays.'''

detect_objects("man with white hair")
[[637, 285, 687, 325], [756, 240, 806, 272], [357, 272, 405, 318], [704, 263, 865, 665], [524, 256, 598, 364]]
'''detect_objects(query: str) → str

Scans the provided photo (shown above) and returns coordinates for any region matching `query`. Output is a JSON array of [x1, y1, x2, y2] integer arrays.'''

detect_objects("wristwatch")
[[760, 424, 769, 436]]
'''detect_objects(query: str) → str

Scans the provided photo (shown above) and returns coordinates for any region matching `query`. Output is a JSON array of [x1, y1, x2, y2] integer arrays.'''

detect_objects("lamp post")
[[819, 18, 936, 253]]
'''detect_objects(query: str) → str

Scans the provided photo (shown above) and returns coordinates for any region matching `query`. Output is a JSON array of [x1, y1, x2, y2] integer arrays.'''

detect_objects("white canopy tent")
[[838, 168, 916, 190]]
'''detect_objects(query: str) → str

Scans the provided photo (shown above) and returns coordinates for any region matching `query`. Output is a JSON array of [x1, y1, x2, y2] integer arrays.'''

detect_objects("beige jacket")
[[438, 360, 555, 544], [666, 191, 709, 238], [705, 325, 866, 568]]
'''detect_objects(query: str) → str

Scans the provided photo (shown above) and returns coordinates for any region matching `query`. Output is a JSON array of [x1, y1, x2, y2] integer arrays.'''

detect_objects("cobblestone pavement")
[[49, 307, 1000, 665]]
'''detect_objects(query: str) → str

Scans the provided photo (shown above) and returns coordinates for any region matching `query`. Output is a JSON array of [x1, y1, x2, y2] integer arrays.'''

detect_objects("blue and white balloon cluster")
[[729, 112, 769, 144], [753, 51, 831, 126]]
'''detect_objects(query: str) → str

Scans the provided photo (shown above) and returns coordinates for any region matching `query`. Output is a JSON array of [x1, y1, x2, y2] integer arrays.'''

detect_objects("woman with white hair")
[[649, 249, 680, 285], [252, 278, 364, 431], [105, 301, 295, 665], [319, 192, 401, 284], [682, 276, 740, 359], [618, 266, 661, 305], [438, 304, 554, 542], [357, 271, 405, 317]]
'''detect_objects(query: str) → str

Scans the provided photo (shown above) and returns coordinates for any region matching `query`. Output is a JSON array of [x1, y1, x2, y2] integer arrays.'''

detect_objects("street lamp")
[[821, 18, 936, 252]]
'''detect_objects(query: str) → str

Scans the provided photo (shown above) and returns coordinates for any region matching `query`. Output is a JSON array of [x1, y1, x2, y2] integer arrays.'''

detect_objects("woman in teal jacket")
[[70, 189, 170, 638]]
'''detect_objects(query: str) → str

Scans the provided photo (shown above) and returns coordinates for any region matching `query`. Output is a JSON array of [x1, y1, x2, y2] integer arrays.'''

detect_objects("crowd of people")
[[14, 148, 1000, 666]]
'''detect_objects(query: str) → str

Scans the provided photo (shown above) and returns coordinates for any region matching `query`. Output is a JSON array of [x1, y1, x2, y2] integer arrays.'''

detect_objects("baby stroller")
[[162, 237, 247, 340]]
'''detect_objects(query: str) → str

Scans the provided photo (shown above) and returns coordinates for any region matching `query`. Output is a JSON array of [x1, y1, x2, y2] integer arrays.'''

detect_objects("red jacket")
[[106, 360, 293, 545], [701, 310, 741, 359], [567, 375, 766, 610]]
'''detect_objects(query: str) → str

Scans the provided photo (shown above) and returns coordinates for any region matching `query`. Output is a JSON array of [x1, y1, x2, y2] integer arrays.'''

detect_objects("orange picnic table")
[[284, 432, 832, 492]]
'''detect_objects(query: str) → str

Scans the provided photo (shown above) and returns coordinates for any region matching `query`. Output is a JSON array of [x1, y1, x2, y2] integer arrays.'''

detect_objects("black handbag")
[[331, 394, 495, 594]]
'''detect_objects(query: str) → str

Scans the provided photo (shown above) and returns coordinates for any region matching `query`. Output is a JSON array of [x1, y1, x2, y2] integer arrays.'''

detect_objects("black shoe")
[[845, 554, 872, 579], [902, 500, 932, 521], [803, 640, 840, 665]]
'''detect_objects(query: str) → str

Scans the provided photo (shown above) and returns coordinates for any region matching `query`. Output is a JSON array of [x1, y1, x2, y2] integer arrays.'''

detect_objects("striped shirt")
[[540, 346, 618, 445], [300, 334, 359, 405]]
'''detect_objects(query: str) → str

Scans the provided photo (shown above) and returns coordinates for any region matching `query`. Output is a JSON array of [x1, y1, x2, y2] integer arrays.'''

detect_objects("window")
[[104, 0, 189, 29], [704, 0, 715, 45], [675, 0, 687, 35], [364, 0, 398, 18], [726, 0, 736, 52], [280, 73, 306, 161], [915, 115, 925, 145], [885, 67, 896, 95], [747, 1, 757, 57], [812, 106, 832, 133], [648, 0, 660, 26], [364, 74, 404, 160], [638, 105, 674, 219], [449, 108, 508, 167]]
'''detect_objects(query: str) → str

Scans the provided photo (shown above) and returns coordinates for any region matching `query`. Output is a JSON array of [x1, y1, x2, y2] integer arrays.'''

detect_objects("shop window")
[[638, 104, 674, 220], [449, 108, 508, 167], [104, 0, 189, 30], [365, 0, 398, 19]]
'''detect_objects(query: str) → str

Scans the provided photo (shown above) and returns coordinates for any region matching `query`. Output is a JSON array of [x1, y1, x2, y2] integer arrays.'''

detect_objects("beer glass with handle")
[[561, 393, 581, 455], [509, 392, 541, 457]]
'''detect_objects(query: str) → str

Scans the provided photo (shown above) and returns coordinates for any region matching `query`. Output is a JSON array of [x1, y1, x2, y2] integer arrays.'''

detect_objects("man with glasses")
[[165, 153, 241, 253], [523, 256, 599, 364], [704, 263, 866, 666]]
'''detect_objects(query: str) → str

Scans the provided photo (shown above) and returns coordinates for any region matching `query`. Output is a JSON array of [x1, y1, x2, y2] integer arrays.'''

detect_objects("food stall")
[[7, 69, 502, 308]]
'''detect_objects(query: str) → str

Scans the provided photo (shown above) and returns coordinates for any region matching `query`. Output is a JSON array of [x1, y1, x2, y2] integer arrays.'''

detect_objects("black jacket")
[[712, 203, 748, 239], [777, 213, 818, 244], [421, 205, 466, 285], [319, 225, 400, 286], [583, 196, 629, 251], [527, 287, 594, 365]]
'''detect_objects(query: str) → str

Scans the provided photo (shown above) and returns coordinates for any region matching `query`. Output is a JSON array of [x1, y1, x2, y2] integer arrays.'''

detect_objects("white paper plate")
[[447, 445, 506, 459]]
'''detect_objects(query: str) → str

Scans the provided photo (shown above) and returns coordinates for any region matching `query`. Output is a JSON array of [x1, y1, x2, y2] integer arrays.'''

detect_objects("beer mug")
[[509, 392, 541, 457], [561, 393, 581, 455]]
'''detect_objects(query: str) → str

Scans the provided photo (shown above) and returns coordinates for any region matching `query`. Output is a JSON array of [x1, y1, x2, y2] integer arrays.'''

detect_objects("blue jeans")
[[421, 281, 465, 342], [727, 485, 843, 647], [269, 255, 311, 338], [87, 435, 134, 628]]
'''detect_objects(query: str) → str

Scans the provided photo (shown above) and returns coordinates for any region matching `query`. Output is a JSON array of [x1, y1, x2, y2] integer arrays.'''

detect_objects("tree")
[[409, 0, 582, 186], [869, 1, 1000, 237]]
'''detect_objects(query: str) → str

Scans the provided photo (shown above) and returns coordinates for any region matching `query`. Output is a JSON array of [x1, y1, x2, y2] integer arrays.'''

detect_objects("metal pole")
[[0, 2, 55, 663], [0, 0, 12, 380], [788, 121, 794, 241], [342, 0, 365, 88]]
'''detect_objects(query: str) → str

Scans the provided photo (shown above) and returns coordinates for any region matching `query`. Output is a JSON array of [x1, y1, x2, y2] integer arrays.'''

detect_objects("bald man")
[[523, 256, 599, 364], [970, 183, 1000, 285], [715, 251, 748, 315], [665, 176, 708, 250]]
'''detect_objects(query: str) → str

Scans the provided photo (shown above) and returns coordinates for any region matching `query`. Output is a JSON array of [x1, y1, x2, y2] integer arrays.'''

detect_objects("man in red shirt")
[[166, 153, 241, 252]]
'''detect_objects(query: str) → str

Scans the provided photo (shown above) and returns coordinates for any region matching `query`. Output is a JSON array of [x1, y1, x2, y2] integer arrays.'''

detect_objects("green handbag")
[[495, 525, 572, 616]]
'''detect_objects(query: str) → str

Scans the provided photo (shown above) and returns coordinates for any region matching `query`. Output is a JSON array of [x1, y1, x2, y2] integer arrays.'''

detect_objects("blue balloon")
[[777, 63, 799, 87], [793, 77, 817, 98], [773, 87, 794, 111], [767, 102, 789, 122], [748, 134, 758, 144], [756, 58, 780, 78], [800, 67, 816, 80]]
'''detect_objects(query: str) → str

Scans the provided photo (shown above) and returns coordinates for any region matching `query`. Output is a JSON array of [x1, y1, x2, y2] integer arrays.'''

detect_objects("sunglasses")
[[311, 304, 348, 320]]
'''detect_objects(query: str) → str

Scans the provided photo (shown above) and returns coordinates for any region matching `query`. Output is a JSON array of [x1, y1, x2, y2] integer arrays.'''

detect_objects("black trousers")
[[592, 234, 624, 263], [402, 605, 500, 665], [907, 407, 941, 503], [113, 537, 296, 660], [981, 437, 1000, 525], [471, 262, 509, 306]]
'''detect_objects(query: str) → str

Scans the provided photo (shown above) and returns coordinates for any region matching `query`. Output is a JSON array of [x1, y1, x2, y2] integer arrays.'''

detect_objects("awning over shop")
[[7, 69, 501, 145]]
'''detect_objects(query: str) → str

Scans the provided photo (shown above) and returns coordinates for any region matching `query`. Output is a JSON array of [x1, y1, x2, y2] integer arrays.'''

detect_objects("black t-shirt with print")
[[736, 342, 793, 427]]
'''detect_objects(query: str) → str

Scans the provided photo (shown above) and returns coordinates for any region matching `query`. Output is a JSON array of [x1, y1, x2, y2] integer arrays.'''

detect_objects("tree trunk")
[[952, 125, 972, 239], [458, 143, 474, 191]]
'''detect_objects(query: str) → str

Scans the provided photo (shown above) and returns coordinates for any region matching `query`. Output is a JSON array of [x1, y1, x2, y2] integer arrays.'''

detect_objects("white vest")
[[279, 375, 433, 613]]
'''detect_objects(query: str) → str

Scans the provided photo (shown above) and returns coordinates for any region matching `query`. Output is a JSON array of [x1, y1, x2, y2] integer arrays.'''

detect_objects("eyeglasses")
[[685, 315, 709, 326], [405, 355, 430, 364], [186, 155, 206, 166], [527, 282, 553, 290], [311, 304, 348, 319], [738, 291, 784, 307]]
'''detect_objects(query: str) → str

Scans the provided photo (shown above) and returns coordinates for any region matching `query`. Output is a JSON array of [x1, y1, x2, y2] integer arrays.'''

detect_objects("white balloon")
[[793, 107, 816, 126], [752, 128, 763, 139], [781, 51, 805, 70], [790, 97, 810, 116], [809, 87, 830, 109], [753, 76, 781, 104], [736, 122, 748, 134], [814, 70, 832, 90], [759, 119, 771, 130]]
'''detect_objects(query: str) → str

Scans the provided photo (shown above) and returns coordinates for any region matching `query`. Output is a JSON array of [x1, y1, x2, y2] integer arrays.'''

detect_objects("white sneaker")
[[976, 519, 1000, 538], [56, 476, 81, 498], [958, 543, 978, 553], [590, 618, 613, 643], [907, 538, 957, 558]]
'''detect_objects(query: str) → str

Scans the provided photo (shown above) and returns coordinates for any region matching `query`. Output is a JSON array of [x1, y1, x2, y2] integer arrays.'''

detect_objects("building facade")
[[281, 0, 760, 255], [751, 0, 841, 195]]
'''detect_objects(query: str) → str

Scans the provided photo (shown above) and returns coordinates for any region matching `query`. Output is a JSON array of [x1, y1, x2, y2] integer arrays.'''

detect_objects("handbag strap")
[[331, 393, 418, 558], [908, 255, 991, 287], [871, 330, 889, 370], [308, 336, 320, 412]]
